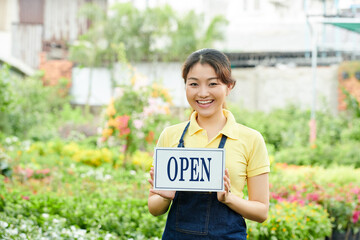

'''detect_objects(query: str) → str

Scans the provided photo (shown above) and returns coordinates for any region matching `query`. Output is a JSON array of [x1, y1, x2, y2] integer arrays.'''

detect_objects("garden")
[[1, 2, 360, 239], [1, 61, 360, 240]]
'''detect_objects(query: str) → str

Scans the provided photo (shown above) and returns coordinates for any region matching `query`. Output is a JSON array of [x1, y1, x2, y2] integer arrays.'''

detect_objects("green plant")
[[73, 2, 228, 63], [0, 65, 13, 112], [270, 164, 360, 237], [0, 150, 12, 177], [0, 191, 165, 239], [0, 69, 68, 140], [341, 87, 360, 118], [247, 201, 332, 240]]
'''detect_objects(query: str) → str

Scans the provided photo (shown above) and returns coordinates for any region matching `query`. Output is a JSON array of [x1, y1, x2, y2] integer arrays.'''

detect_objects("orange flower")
[[107, 118, 117, 128], [102, 128, 113, 138], [146, 131, 154, 143], [106, 99, 116, 116]]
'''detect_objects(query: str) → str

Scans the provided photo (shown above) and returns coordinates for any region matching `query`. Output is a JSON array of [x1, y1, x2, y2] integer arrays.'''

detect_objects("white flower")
[[104, 174, 112, 181], [105, 233, 115, 240], [53, 218, 60, 224], [42, 213, 49, 218], [0, 221, 8, 228], [133, 119, 144, 129], [19, 233, 27, 239], [6, 228, 18, 235], [113, 87, 124, 99]]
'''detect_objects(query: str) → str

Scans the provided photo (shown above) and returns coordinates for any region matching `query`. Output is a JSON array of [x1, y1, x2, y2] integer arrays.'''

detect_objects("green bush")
[[0, 192, 166, 239], [0, 65, 13, 112], [229, 104, 354, 150], [247, 201, 332, 240], [275, 141, 360, 168], [0, 70, 65, 140], [0, 66, 94, 142]]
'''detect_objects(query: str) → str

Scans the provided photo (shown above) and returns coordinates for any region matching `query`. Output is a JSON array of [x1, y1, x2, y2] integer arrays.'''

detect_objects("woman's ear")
[[226, 83, 234, 96]]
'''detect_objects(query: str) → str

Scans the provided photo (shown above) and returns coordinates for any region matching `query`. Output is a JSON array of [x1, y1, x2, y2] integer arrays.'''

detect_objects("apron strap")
[[177, 121, 190, 148], [218, 134, 227, 148]]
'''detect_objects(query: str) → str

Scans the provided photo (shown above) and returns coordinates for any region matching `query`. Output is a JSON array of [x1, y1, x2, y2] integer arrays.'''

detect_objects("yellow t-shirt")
[[156, 109, 270, 198]]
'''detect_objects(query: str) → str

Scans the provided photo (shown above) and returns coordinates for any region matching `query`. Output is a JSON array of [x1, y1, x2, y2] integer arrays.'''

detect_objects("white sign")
[[153, 147, 225, 192]]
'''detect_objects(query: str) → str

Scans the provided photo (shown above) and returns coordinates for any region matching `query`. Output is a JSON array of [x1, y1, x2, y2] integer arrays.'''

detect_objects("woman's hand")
[[148, 167, 175, 200], [217, 168, 231, 203]]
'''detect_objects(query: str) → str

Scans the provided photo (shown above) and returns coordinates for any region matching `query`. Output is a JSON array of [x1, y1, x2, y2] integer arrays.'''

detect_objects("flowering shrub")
[[270, 163, 360, 236], [14, 166, 51, 180], [0, 192, 165, 239], [100, 77, 175, 163], [131, 150, 153, 171], [72, 148, 113, 167], [247, 201, 332, 240], [0, 213, 118, 240]]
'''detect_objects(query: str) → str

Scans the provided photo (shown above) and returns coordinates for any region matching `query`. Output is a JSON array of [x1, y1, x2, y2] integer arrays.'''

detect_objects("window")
[[19, 0, 44, 24]]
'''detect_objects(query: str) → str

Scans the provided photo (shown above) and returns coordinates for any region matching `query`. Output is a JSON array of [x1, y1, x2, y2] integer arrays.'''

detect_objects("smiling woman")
[[185, 62, 233, 141], [148, 49, 270, 240]]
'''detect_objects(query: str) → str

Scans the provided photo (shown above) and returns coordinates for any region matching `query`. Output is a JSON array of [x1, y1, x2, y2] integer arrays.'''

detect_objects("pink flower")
[[116, 115, 130, 130], [21, 195, 29, 200], [271, 192, 285, 202], [115, 115, 131, 136], [351, 187, 360, 195], [24, 168, 34, 178], [120, 127, 130, 135], [352, 210, 360, 223], [36, 168, 50, 175], [121, 145, 127, 153], [133, 119, 144, 129], [307, 193, 320, 202]]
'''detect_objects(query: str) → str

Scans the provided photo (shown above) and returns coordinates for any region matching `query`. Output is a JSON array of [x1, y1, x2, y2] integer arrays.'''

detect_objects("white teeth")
[[197, 100, 213, 104]]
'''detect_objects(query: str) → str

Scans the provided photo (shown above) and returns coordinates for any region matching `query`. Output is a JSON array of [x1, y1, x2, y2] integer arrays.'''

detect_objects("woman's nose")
[[198, 86, 209, 97]]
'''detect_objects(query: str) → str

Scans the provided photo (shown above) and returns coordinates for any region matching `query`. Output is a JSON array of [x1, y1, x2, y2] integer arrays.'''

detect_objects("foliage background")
[[1, 2, 360, 239]]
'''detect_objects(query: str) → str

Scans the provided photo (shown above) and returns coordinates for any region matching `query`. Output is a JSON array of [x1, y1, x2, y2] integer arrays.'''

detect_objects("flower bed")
[[1, 139, 360, 239], [247, 201, 332, 240], [270, 163, 360, 238]]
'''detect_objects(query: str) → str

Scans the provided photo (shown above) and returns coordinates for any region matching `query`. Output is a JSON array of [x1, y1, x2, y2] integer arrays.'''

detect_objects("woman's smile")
[[196, 99, 214, 107]]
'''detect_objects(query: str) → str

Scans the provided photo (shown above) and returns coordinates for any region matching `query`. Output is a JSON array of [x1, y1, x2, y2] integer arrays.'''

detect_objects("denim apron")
[[162, 122, 247, 240]]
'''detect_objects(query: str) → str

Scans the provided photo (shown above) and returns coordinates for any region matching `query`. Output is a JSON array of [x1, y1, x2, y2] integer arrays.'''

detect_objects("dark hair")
[[182, 48, 235, 88]]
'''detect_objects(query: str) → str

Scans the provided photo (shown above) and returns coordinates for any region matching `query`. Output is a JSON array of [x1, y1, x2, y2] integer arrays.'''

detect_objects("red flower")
[[115, 115, 131, 136], [352, 210, 360, 223]]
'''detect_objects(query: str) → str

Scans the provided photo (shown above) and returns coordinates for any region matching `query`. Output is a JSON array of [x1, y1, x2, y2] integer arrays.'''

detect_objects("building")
[[1, 0, 360, 112]]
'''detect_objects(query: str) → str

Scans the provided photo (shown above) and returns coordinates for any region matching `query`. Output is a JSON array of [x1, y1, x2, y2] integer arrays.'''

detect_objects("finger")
[[225, 168, 230, 177], [150, 170, 154, 180], [148, 179, 154, 187], [149, 189, 168, 199]]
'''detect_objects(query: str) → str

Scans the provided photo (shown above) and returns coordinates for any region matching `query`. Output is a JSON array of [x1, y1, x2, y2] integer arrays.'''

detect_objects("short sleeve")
[[246, 132, 270, 178], [156, 128, 168, 148]]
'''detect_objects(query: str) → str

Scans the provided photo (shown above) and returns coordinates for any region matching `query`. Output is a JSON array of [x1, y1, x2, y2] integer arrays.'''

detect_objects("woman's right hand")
[[148, 167, 176, 200]]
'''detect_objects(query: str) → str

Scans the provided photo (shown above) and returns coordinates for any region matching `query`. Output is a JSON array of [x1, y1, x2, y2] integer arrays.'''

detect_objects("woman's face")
[[185, 63, 231, 120]]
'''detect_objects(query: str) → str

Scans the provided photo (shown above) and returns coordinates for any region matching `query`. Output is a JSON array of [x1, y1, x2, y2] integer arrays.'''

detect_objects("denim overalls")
[[162, 122, 247, 240]]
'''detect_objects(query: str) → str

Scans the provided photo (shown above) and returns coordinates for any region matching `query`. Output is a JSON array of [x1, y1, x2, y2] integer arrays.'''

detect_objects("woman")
[[148, 48, 270, 239]]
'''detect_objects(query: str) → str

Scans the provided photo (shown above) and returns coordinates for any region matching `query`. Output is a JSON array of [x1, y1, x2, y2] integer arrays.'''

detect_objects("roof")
[[0, 54, 35, 76], [322, 17, 360, 34]]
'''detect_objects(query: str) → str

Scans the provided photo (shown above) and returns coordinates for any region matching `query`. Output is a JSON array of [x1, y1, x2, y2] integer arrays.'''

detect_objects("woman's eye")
[[189, 83, 198, 86], [209, 82, 218, 86]]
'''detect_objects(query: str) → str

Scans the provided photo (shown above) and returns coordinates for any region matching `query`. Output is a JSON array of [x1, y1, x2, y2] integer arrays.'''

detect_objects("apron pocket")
[[175, 192, 212, 235]]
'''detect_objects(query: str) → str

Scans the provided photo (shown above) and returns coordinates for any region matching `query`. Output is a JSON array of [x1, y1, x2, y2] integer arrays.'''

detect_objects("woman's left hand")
[[217, 168, 231, 203]]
